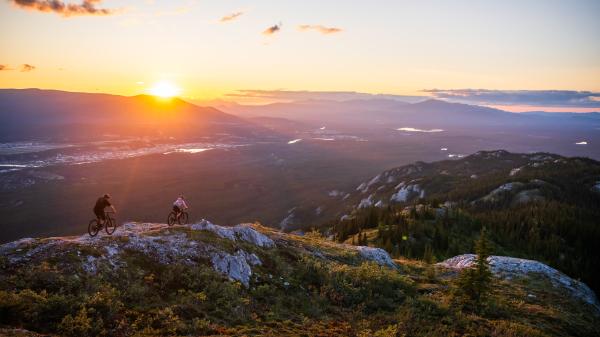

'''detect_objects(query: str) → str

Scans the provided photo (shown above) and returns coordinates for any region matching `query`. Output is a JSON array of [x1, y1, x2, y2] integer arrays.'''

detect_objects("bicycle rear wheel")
[[179, 212, 189, 225], [88, 219, 100, 237], [167, 212, 177, 226], [105, 217, 117, 235]]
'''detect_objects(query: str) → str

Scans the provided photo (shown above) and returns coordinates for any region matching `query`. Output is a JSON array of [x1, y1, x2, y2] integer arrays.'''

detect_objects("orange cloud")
[[10, 0, 116, 17], [298, 24, 342, 34], [262, 24, 281, 35], [21, 64, 36, 72], [0, 65, 11, 71], [220, 11, 243, 22]]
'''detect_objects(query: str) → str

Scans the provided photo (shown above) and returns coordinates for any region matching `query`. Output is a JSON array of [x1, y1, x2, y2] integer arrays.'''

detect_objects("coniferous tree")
[[453, 227, 493, 310]]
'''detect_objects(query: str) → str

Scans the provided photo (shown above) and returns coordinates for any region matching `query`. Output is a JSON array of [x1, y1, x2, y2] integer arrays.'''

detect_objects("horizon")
[[1, 0, 599, 112], [2, 87, 600, 114]]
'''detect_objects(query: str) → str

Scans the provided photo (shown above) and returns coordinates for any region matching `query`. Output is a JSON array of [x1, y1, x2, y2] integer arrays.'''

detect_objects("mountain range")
[[0, 89, 270, 142]]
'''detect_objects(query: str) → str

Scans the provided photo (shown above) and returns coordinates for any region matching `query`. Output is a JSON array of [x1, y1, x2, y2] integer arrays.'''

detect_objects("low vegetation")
[[1, 223, 598, 336]]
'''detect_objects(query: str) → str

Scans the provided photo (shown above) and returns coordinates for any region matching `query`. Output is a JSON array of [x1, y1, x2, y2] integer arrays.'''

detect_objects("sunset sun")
[[149, 81, 181, 98]]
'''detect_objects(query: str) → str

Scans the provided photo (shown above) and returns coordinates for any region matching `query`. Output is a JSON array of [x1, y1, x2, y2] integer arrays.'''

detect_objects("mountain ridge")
[[0, 88, 268, 142]]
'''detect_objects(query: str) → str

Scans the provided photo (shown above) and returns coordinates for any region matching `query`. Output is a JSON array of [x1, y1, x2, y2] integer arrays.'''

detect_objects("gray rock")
[[512, 189, 545, 205], [191, 220, 275, 248], [210, 250, 258, 287], [355, 246, 397, 268], [358, 194, 375, 208], [232, 224, 275, 248], [438, 254, 600, 311]]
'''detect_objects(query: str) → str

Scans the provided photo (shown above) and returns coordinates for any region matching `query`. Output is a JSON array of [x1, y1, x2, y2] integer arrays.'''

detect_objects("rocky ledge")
[[0, 220, 396, 288], [438, 254, 600, 311]]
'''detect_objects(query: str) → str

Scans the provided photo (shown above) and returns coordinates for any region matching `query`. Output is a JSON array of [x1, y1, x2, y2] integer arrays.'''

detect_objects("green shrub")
[[59, 307, 93, 337], [325, 262, 413, 312]]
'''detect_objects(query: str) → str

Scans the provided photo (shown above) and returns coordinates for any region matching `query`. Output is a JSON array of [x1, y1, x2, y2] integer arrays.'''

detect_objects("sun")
[[148, 80, 181, 98]]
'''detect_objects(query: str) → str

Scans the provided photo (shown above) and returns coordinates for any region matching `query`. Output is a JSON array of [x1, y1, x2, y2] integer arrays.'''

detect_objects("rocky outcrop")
[[479, 182, 524, 202], [191, 220, 275, 248], [438, 254, 599, 311], [358, 194, 375, 208], [390, 183, 421, 203], [210, 250, 261, 287], [355, 246, 397, 268], [0, 221, 274, 288]]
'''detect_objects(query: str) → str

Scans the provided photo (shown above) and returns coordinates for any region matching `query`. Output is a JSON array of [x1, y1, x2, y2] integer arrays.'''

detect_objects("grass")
[[0, 226, 598, 336]]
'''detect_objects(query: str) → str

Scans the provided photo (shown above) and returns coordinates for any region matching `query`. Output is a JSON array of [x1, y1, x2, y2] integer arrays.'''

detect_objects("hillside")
[[1, 221, 599, 336], [0, 89, 271, 142], [328, 150, 600, 294], [222, 98, 600, 130]]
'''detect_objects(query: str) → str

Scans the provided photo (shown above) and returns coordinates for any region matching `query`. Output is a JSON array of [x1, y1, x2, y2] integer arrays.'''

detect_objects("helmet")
[[103, 193, 111, 199]]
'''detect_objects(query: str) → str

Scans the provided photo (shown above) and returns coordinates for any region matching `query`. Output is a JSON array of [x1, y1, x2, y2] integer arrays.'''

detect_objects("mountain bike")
[[88, 211, 117, 237], [168, 209, 189, 226]]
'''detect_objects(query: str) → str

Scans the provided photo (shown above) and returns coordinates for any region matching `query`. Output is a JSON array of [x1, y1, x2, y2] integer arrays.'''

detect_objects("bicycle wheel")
[[167, 212, 177, 226], [179, 212, 189, 225], [105, 216, 117, 235], [88, 219, 100, 237]]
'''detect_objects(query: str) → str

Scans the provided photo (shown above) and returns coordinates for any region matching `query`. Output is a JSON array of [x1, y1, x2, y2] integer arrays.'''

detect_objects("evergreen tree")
[[423, 244, 434, 264], [453, 227, 493, 310]]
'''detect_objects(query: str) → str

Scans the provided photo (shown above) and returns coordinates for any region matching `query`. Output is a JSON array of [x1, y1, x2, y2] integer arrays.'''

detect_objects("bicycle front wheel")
[[88, 219, 100, 237], [105, 217, 117, 235]]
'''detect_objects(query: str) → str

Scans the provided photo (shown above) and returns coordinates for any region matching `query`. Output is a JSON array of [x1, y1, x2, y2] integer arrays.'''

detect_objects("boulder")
[[438, 254, 600, 311], [191, 220, 275, 248], [210, 250, 260, 287], [355, 246, 396, 268]]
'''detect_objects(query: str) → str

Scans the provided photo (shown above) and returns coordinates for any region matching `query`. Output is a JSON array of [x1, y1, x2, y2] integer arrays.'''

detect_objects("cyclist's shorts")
[[173, 205, 181, 213], [94, 208, 106, 220]]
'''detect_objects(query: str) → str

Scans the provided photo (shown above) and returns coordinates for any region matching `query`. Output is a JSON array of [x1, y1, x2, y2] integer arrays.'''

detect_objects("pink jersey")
[[173, 197, 188, 209]]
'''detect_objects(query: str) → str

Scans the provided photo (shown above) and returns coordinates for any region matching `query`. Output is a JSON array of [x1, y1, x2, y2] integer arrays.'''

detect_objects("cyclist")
[[173, 195, 189, 221], [94, 193, 116, 227]]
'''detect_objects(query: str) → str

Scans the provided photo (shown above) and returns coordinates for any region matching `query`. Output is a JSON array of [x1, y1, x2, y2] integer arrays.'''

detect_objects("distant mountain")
[[222, 98, 600, 131], [0, 89, 272, 142]]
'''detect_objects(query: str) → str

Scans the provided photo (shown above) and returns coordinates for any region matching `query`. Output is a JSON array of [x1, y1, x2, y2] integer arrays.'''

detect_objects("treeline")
[[332, 200, 600, 293]]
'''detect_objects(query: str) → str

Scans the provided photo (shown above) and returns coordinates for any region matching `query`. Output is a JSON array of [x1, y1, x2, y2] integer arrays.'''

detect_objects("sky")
[[1, 0, 599, 110]]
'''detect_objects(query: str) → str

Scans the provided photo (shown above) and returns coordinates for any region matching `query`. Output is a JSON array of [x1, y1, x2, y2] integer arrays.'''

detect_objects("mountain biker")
[[94, 194, 116, 227], [173, 195, 189, 220]]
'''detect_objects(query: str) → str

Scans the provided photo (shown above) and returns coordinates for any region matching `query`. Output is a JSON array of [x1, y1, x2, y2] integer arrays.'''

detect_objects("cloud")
[[425, 89, 600, 108], [220, 11, 243, 22], [298, 24, 342, 34], [10, 0, 116, 17], [262, 24, 281, 35], [20, 64, 36, 72], [226, 89, 426, 103], [0, 65, 11, 71]]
